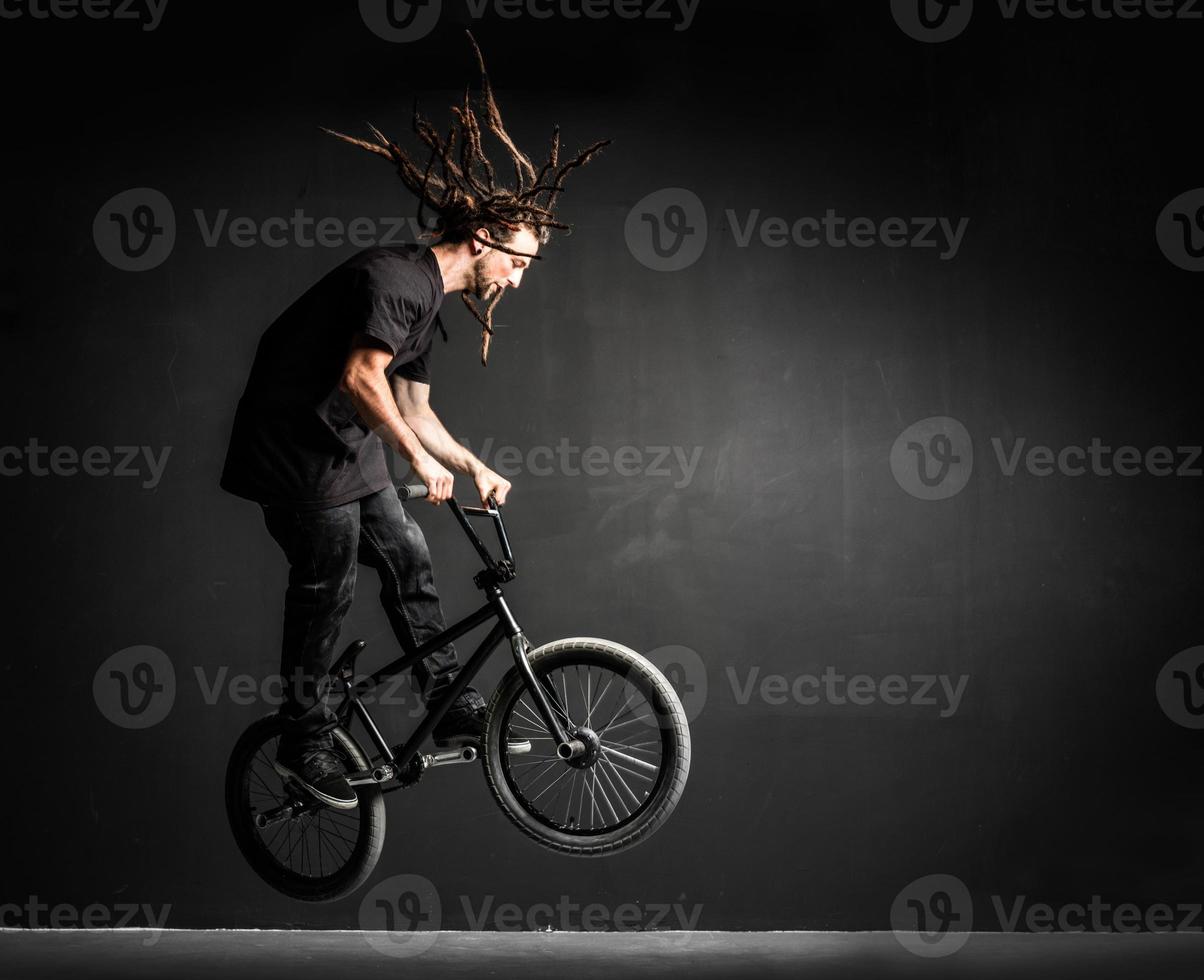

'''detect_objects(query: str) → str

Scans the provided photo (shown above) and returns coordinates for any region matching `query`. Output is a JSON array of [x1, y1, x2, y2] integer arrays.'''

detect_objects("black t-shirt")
[[220, 244, 446, 509]]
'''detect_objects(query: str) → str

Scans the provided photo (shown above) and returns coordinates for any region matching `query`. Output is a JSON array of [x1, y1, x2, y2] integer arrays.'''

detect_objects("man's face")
[[471, 226, 540, 301]]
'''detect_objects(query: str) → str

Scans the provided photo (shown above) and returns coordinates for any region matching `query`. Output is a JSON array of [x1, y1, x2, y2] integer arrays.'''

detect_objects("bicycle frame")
[[327, 486, 584, 787]]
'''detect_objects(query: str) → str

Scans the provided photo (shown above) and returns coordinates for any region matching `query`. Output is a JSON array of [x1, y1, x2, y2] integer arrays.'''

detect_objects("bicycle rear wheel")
[[225, 713, 386, 902], [482, 638, 691, 856]]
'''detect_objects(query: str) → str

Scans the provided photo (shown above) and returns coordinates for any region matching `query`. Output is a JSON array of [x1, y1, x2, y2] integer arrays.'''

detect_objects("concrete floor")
[[2, 930, 1202, 979]]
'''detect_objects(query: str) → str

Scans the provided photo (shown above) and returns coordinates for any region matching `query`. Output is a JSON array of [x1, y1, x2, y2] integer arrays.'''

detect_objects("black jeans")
[[260, 486, 460, 756]]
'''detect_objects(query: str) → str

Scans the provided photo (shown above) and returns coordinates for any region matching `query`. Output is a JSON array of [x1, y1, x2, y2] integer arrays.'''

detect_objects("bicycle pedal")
[[428, 736, 531, 756]]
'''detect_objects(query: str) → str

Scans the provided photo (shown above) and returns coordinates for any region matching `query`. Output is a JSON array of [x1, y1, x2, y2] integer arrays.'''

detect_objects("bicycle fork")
[[506, 631, 586, 761], [487, 584, 585, 760]]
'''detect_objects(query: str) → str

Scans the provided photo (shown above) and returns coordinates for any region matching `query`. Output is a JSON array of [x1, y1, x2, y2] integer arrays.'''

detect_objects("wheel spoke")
[[596, 690, 640, 735], [588, 672, 615, 727], [528, 763, 575, 804], [599, 754, 643, 809], [513, 702, 545, 730], [592, 766, 620, 824], [600, 756, 655, 783], [595, 756, 636, 817], [575, 666, 589, 725], [598, 712, 656, 735]]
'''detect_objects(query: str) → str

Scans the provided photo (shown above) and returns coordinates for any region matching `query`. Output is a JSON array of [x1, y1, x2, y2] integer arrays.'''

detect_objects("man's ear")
[[470, 227, 491, 255]]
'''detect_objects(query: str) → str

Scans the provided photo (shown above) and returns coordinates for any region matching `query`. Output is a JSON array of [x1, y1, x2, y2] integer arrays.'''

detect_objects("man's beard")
[[463, 258, 508, 366], [470, 257, 504, 300]]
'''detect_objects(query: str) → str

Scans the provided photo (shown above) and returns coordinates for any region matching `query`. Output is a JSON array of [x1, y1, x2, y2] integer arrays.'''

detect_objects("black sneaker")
[[432, 687, 531, 754], [273, 747, 358, 810]]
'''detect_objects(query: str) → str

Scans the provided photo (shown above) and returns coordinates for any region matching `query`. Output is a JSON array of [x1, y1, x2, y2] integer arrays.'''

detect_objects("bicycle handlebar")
[[396, 483, 513, 580], [397, 483, 500, 509]]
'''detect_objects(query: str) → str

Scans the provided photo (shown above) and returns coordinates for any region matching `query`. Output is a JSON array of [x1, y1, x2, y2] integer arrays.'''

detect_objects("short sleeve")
[[395, 348, 431, 384], [348, 262, 420, 356]]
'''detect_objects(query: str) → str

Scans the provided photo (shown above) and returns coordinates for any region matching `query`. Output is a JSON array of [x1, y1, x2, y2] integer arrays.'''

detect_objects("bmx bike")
[[225, 484, 692, 902]]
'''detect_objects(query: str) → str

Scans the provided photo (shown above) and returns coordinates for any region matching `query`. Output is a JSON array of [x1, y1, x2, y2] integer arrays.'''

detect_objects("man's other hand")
[[474, 467, 512, 507]]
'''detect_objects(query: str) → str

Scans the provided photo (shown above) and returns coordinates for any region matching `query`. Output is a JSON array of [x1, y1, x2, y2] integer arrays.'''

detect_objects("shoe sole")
[[272, 761, 359, 811]]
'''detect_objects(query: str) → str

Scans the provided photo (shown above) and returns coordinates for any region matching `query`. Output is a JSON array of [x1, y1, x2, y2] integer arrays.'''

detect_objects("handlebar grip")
[[397, 484, 429, 501]]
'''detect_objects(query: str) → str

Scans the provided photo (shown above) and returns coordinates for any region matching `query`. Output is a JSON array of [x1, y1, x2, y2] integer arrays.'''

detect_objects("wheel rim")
[[499, 658, 671, 836], [239, 732, 367, 883]]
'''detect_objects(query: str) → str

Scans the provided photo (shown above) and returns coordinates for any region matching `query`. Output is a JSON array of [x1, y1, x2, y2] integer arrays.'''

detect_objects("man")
[[219, 32, 608, 810]]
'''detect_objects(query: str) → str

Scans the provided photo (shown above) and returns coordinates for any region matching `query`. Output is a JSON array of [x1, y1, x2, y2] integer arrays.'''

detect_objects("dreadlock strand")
[[468, 229, 542, 261], [538, 138, 609, 213], [530, 125, 561, 195], [451, 106, 492, 199], [320, 127, 394, 162], [464, 30, 537, 192], [460, 84, 497, 194]]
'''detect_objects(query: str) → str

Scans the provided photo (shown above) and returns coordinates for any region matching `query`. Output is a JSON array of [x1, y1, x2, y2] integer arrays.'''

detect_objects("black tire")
[[483, 637, 691, 856], [225, 713, 386, 902]]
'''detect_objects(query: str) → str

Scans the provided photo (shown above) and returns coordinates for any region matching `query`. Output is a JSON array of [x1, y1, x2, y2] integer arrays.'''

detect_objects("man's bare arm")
[[339, 337, 455, 503], [391, 374, 484, 477], [392, 373, 513, 505]]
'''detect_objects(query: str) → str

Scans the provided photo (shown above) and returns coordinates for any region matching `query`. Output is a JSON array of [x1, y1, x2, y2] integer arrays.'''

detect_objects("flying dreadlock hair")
[[321, 30, 611, 366]]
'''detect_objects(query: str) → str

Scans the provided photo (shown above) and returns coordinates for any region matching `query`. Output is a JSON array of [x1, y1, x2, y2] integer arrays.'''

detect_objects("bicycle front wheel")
[[482, 637, 691, 856]]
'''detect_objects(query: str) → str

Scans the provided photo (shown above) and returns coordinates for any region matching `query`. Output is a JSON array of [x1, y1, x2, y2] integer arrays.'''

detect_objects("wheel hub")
[[563, 726, 601, 769]]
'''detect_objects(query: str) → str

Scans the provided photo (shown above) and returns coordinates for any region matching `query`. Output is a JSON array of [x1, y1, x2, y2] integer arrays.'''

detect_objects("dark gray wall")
[[3, 0, 1202, 932]]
